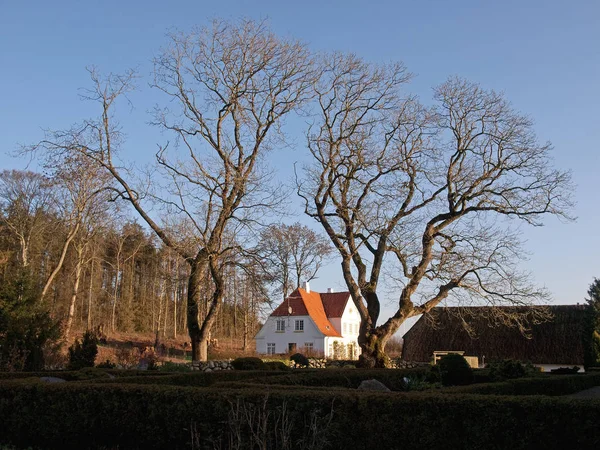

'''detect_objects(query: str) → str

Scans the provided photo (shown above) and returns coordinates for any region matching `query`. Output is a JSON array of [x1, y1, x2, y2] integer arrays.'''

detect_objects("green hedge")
[[1, 382, 599, 449], [84, 369, 290, 387], [0, 369, 174, 381], [249, 368, 434, 391], [447, 372, 600, 396]]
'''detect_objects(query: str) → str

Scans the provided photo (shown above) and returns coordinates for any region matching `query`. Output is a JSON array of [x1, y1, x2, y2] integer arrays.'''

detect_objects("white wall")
[[255, 315, 325, 355], [323, 301, 360, 359]]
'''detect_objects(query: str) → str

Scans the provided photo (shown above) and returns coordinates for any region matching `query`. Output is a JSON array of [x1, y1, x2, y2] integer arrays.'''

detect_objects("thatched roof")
[[401, 305, 586, 365]]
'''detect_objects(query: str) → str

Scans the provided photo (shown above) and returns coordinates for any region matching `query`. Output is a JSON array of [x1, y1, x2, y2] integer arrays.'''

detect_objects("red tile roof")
[[321, 292, 350, 318], [271, 293, 308, 316], [270, 288, 349, 337]]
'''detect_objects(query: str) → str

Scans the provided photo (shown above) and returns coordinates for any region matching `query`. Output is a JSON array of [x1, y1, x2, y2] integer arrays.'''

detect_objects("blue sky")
[[1, 1, 599, 328]]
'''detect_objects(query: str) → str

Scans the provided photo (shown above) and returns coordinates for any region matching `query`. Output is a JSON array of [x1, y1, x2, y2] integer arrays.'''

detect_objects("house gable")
[[265, 288, 341, 337]]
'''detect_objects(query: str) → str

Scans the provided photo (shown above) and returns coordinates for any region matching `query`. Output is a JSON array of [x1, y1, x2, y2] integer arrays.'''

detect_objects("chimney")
[[327, 288, 334, 293], [303, 281, 310, 293]]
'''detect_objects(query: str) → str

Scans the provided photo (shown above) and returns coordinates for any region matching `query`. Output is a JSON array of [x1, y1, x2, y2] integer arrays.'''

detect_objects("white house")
[[255, 283, 360, 359]]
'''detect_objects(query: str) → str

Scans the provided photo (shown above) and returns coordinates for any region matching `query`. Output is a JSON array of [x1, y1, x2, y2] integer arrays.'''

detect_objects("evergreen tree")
[[584, 278, 600, 368], [0, 272, 61, 371]]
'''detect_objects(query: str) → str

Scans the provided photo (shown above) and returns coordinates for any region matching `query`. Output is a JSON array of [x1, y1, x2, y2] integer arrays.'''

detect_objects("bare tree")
[[258, 222, 333, 300], [299, 55, 573, 367], [39, 153, 112, 304], [37, 19, 315, 361], [0, 170, 54, 269]]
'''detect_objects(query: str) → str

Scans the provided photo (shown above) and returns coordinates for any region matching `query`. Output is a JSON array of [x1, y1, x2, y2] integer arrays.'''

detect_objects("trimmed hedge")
[[231, 356, 265, 370], [85, 369, 291, 387], [447, 372, 600, 396], [249, 368, 435, 391], [0, 368, 175, 381], [1, 382, 599, 449]]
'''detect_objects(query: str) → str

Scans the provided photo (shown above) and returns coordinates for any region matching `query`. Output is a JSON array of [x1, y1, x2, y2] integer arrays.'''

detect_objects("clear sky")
[[1, 1, 599, 330]]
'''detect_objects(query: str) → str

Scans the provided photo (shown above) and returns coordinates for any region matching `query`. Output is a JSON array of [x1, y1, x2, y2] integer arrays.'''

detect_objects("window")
[[276, 319, 285, 332], [354, 323, 359, 334], [288, 343, 297, 352], [304, 342, 314, 355], [295, 319, 304, 332], [267, 343, 276, 355]]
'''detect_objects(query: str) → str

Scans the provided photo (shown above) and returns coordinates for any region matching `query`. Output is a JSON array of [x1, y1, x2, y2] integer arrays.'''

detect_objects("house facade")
[[401, 305, 587, 371], [255, 283, 360, 359]]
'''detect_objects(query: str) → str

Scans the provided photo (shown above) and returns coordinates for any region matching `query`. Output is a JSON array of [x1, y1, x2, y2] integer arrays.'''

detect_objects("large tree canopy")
[[35, 19, 316, 361], [300, 54, 573, 367]]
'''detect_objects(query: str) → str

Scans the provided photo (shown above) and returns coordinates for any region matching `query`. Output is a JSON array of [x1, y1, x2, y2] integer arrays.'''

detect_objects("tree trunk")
[[187, 259, 204, 361], [87, 253, 95, 330], [111, 258, 121, 332], [357, 333, 390, 368], [64, 245, 84, 341], [41, 221, 80, 301]]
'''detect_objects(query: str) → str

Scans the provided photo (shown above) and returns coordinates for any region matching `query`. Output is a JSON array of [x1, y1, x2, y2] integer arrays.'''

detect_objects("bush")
[[263, 361, 290, 371], [487, 359, 539, 381], [67, 331, 98, 370], [289, 353, 309, 368], [438, 354, 473, 386], [231, 357, 265, 371], [96, 359, 116, 369], [0, 272, 61, 371]]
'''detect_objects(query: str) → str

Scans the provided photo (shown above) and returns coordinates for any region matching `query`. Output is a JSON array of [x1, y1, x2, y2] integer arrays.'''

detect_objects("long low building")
[[401, 305, 587, 371]]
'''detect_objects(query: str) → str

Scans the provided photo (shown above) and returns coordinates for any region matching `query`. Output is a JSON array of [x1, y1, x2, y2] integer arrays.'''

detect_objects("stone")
[[357, 379, 391, 392], [39, 377, 66, 383]]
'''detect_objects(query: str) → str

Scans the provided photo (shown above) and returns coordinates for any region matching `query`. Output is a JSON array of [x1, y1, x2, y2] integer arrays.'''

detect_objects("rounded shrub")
[[489, 359, 526, 380], [289, 353, 309, 368], [263, 361, 290, 371], [438, 353, 473, 386], [231, 357, 265, 370]]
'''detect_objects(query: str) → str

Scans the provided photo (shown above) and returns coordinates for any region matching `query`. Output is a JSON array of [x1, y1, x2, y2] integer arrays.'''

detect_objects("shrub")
[[67, 331, 98, 370], [487, 359, 526, 380], [0, 272, 61, 371], [263, 361, 290, 371], [289, 353, 309, 368], [114, 346, 141, 369], [96, 359, 116, 369], [438, 353, 473, 386], [231, 357, 265, 371]]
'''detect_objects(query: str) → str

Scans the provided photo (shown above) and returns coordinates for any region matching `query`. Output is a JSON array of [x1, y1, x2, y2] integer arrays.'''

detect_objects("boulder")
[[39, 377, 67, 383], [357, 379, 390, 392]]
